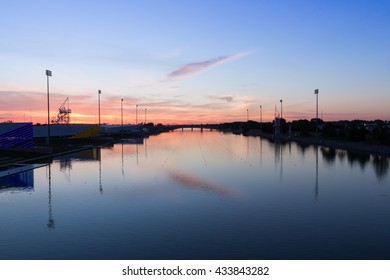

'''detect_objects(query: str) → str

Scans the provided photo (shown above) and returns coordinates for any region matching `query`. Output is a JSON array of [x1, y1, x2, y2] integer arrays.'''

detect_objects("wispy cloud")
[[166, 51, 254, 81], [207, 93, 254, 105], [208, 94, 235, 102]]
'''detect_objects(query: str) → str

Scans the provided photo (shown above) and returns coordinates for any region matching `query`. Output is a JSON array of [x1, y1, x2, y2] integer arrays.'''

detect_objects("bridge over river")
[[164, 123, 221, 131]]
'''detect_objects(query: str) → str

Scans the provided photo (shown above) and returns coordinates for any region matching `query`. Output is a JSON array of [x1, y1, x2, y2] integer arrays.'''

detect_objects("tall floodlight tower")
[[121, 98, 124, 132], [260, 105, 262, 131], [314, 89, 319, 135], [98, 90, 101, 130], [136, 104, 139, 124], [280, 99, 283, 119], [45, 70, 52, 144]]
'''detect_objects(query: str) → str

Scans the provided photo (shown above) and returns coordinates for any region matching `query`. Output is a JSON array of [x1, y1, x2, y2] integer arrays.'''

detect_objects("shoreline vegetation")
[[220, 119, 390, 157], [1, 119, 389, 172]]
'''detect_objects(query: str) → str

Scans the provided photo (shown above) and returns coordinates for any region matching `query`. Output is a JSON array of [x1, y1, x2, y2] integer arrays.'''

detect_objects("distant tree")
[[321, 123, 337, 138], [372, 125, 388, 143], [347, 121, 366, 142], [291, 119, 311, 136]]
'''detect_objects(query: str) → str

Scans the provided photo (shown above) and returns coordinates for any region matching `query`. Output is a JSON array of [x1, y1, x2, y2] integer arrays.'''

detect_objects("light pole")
[[315, 89, 319, 135], [280, 99, 283, 119], [98, 90, 101, 130], [280, 99, 283, 135], [246, 109, 249, 122], [144, 108, 147, 124], [260, 105, 262, 132], [136, 104, 138, 124], [121, 98, 123, 132], [45, 70, 52, 144]]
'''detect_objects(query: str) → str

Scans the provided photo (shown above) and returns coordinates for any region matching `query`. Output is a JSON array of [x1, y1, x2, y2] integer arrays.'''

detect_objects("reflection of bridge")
[[166, 124, 220, 131]]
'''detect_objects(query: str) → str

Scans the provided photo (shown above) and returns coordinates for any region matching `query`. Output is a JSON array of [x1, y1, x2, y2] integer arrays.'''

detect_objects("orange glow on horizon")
[[1, 90, 389, 125]]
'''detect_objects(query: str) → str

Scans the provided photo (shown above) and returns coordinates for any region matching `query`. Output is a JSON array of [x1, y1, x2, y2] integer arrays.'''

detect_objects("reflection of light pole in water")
[[280, 143, 283, 180], [145, 138, 148, 158], [315, 146, 319, 201], [274, 141, 283, 180], [99, 149, 103, 194], [121, 142, 124, 176], [259, 137, 263, 167], [47, 164, 55, 229], [246, 135, 249, 163], [136, 144, 139, 165]]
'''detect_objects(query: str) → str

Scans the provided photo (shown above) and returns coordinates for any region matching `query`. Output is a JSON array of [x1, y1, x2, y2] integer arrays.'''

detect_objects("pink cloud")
[[167, 51, 253, 80]]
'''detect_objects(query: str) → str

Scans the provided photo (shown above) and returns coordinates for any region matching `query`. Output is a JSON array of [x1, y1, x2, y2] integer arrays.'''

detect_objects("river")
[[1, 130, 389, 259]]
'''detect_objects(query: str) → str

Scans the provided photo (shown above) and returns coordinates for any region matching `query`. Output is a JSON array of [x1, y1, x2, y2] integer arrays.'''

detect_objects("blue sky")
[[1, 0, 389, 124]]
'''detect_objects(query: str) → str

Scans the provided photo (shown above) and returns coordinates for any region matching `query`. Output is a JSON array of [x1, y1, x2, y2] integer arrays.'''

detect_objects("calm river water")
[[1, 130, 390, 259]]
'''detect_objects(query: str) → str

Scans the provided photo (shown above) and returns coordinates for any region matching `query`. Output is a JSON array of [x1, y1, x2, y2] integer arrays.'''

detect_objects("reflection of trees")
[[59, 158, 72, 171], [296, 142, 310, 155], [347, 152, 370, 170], [337, 150, 346, 162], [372, 155, 389, 179], [321, 147, 336, 164]]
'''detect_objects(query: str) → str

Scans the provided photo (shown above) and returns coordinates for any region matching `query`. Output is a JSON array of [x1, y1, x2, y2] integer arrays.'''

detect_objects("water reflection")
[[319, 147, 389, 179], [321, 147, 336, 164], [57, 148, 102, 170], [274, 140, 283, 180], [315, 146, 319, 201], [168, 168, 231, 196], [1, 131, 389, 260], [296, 141, 310, 155], [373, 155, 389, 179], [0, 170, 34, 193], [47, 164, 55, 230], [98, 148, 103, 194], [347, 152, 370, 170]]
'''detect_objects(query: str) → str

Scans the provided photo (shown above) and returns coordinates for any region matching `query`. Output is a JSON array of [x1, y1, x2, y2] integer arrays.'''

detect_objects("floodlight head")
[[46, 70, 52, 77]]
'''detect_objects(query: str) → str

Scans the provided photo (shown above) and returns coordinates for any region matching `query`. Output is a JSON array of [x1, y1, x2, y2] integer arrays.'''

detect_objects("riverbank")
[[243, 129, 390, 156], [0, 125, 174, 170], [0, 137, 114, 169]]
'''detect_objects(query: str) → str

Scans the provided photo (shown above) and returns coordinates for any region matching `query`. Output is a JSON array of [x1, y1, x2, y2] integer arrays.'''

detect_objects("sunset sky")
[[1, 0, 389, 125]]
